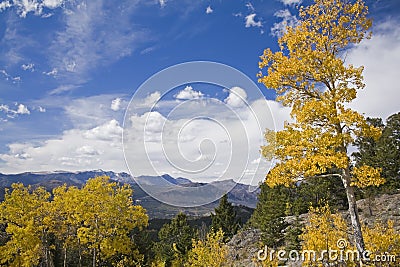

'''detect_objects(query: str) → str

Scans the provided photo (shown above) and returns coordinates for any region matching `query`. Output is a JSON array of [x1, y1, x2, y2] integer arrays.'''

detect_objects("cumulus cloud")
[[279, 0, 302, 6], [271, 9, 298, 37], [0, 89, 293, 185], [0, 0, 67, 17], [206, 6, 213, 14], [111, 98, 122, 111], [0, 119, 125, 172], [0, 1, 11, 11], [143, 91, 161, 107], [175, 86, 204, 100], [121, 87, 291, 185], [245, 13, 262, 28], [347, 20, 400, 120], [224, 86, 248, 108], [83, 119, 122, 141], [16, 104, 30, 114], [0, 103, 30, 118], [21, 63, 35, 72]]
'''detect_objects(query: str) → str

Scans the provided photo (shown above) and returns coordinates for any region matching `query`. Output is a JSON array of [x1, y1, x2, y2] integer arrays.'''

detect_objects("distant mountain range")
[[0, 170, 259, 219]]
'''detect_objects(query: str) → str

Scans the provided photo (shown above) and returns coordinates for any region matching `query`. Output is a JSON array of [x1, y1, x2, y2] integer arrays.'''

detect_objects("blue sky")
[[0, 0, 399, 184]]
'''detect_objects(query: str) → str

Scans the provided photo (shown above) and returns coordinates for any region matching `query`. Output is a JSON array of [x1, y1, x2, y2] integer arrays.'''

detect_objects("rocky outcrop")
[[226, 193, 400, 266], [226, 228, 263, 267], [352, 193, 400, 232]]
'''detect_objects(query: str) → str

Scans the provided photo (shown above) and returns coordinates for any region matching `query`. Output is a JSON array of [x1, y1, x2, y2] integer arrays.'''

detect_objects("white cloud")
[[122, 89, 291, 185], [49, 84, 78, 95], [0, 69, 9, 79], [279, 0, 302, 6], [0, 0, 67, 17], [206, 5, 213, 14], [63, 94, 126, 128], [43, 68, 58, 76], [16, 104, 30, 115], [0, 119, 125, 173], [0, 104, 12, 114], [175, 86, 204, 100], [0, 1, 11, 11], [143, 91, 161, 107], [0, 1, 143, 86], [0, 91, 292, 185], [47, 1, 143, 83], [140, 46, 156, 55], [0, 69, 20, 82], [111, 98, 122, 111], [245, 13, 262, 28], [271, 9, 298, 37], [245, 2, 255, 12], [159, 0, 166, 8], [0, 103, 30, 118], [43, 0, 64, 9], [347, 20, 400, 120], [224, 86, 248, 108], [83, 119, 122, 141], [38, 106, 46, 112], [21, 63, 35, 71]]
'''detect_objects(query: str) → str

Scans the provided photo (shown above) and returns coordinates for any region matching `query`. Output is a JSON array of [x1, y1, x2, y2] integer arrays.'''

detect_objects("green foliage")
[[353, 112, 400, 195], [294, 174, 348, 213], [250, 184, 289, 248], [153, 212, 196, 267], [380, 113, 400, 179], [211, 194, 239, 240], [285, 215, 302, 252], [251, 174, 348, 250]]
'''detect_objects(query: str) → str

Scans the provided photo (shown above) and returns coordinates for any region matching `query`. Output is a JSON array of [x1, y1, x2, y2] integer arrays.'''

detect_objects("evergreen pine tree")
[[377, 112, 400, 184], [210, 194, 239, 240], [353, 112, 400, 194], [153, 212, 195, 266], [250, 184, 289, 248], [352, 117, 384, 170], [285, 215, 303, 252]]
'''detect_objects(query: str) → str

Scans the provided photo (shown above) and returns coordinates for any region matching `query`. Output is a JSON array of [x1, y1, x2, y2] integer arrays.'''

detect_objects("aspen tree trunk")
[[93, 248, 96, 267], [342, 168, 366, 261], [63, 247, 67, 267]]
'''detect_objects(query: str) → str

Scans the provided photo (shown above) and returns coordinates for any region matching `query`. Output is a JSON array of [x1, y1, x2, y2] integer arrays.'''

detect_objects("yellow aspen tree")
[[300, 205, 355, 266], [258, 0, 384, 258], [0, 184, 52, 267], [50, 184, 85, 267], [362, 220, 400, 266], [74, 176, 148, 267], [185, 229, 228, 267]]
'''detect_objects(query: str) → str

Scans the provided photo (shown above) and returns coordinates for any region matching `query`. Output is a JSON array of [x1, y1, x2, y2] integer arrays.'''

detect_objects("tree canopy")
[[0, 176, 148, 267], [258, 0, 384, 256], [211, 194, 239, 240]]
